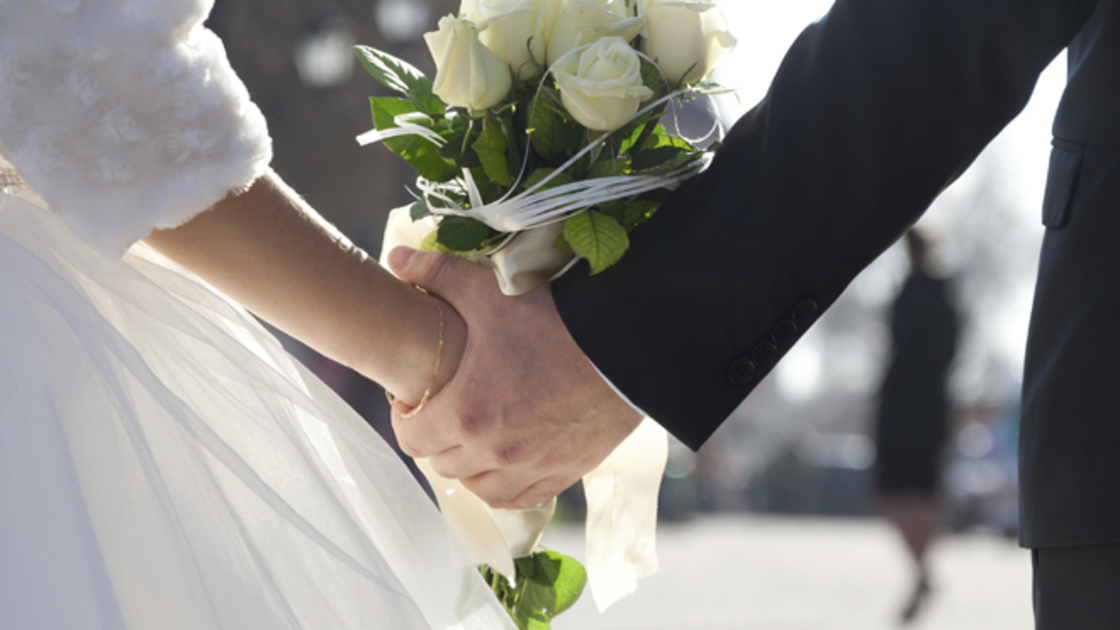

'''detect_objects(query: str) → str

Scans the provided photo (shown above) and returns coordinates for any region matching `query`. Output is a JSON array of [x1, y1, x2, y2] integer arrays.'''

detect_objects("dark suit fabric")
[[551, 0, 1107, 549], [875, 273, 957, 496], [1033, 544, 1120, 628]]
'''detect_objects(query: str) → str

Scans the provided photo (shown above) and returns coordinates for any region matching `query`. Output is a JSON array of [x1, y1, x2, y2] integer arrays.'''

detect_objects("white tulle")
[[0, 188, 516, 630]]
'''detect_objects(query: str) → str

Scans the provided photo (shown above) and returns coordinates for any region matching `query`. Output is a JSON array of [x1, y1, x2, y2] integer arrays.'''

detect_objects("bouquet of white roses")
[[356, 1, 735, 627]]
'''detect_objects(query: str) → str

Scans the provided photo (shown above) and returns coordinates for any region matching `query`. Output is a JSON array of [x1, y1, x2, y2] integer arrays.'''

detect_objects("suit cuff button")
[[772, 319, 798, 344], [728, 358, 757, 385], [793, 299, 820, 324], [753, 341, 779, 366]]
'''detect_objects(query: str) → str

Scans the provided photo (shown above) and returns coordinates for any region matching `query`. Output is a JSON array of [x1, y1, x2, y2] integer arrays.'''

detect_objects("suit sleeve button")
[[793, 299, 820, 324], [728, 358, 757, 385], [772, 319, 798, 344], [753, 341, 779, 366]]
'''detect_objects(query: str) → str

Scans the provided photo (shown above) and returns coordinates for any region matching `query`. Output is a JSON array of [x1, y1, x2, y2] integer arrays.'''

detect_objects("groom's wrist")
[[587, 359, 649, 420]]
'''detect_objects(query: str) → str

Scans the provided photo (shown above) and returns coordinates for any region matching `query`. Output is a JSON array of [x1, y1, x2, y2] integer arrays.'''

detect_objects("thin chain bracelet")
[[385, 285, 445, 419]]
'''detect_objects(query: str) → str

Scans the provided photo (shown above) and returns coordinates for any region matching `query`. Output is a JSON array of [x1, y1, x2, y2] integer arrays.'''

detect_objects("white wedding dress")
[[0, 2, 514, 629]]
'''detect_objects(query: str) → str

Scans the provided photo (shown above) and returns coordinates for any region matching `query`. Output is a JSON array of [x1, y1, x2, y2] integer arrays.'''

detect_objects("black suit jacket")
[[552, 0, 1108, 548]]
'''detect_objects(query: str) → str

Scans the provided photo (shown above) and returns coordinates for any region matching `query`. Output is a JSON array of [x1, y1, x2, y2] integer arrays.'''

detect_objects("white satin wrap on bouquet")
[[381, 206, 669, 611]]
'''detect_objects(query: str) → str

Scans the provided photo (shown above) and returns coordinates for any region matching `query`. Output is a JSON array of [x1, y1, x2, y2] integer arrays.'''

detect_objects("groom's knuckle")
[[494, 440, 526, 466], [454, 409, 486, 437]]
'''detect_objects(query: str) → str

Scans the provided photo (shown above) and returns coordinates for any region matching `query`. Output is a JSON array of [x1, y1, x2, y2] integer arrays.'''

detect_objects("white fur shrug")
[[0, 0, 271, 254]]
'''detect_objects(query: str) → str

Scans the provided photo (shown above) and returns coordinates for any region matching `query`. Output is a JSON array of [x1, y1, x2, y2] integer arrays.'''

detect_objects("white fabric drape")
[[0, 187, 516, 630]]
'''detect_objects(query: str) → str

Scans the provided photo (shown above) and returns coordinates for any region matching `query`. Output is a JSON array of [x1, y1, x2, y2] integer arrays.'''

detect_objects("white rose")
[[545, 0, 643, 68], [553, 36, 654, 132], [639, 0, 737, 85], [461, 0, 552, 80], [424, 15, 513, 111]]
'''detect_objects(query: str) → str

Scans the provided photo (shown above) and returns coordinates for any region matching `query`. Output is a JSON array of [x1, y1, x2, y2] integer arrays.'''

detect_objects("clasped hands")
[[385, 246, 643, 509]]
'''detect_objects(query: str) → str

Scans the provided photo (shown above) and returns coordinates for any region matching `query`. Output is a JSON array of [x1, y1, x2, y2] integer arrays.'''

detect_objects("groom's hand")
[[386, 246, 643, 509]]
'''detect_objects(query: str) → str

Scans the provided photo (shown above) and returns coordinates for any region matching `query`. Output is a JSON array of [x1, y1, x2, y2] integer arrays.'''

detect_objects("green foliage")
[[409, 199, 431, 221], [481, 551, 588, 630], [554, 233, 576, 257], [354, 45, 443, 115], [640, 59, 664, 105], [621, 120, 702, 174], [523, 168, 575, 192], [564, 210, 630, 274], [474, 122, 514, 187], [528, 90, 581, 162], [587, 155, 630, 179], [439, 131, 483, 169], [632, 145, 686, 171], [599, 199, 660, 231], [437, 216, 492, 252], [369, 97, 456, 182]]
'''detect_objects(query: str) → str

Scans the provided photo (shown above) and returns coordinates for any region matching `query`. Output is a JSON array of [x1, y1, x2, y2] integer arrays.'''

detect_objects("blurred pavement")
[[542, 515, 1032, 630]]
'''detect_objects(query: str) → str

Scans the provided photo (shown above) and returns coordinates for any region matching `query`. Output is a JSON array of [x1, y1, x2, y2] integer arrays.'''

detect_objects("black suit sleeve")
[[551, 0, 1097, 450]]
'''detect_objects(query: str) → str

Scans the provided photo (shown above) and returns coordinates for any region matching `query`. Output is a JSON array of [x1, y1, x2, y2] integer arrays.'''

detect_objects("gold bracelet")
[[386, 285, 445, 419]]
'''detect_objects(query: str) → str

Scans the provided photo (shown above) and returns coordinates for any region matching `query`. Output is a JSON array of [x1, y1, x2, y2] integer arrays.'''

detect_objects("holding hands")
[[386, 246, 642, 509]]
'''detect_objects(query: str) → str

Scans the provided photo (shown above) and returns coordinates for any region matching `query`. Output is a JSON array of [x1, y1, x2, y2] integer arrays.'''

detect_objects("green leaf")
[[599, 199, 660, 231], [438, 132, 483, 168], [619, 120, 657, 154], [370, 97, 457, 182], [640, 59, 664, 105], [513, 552, 588, 629], [354, 45, 443, 115], [474, 123, 514, 187], [420, 230, 439, 252], [522, 168, 575, 192], [564, 211, 630, 274], [409, 199, 431, 221], [554, 233, 575, 256], [369, 97, 419, 150], [528, 91, 578, 162], [620, 199, 660, 230], [587, 156, 629, 179], [497, 113, 524, 182], [437, 216, 492, 252], [632, 145, 685, 171]]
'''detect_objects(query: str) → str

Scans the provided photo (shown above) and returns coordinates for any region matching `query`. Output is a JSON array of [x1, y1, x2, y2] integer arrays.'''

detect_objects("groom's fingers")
[[462, 470, 574, 509], [497, 478, 573, 510], [459, 469, 533, 507], [426, 443, 494, 480]]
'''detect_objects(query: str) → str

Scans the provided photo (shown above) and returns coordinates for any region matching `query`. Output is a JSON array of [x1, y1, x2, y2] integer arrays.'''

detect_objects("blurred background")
[[207, 0, 1064, 626]]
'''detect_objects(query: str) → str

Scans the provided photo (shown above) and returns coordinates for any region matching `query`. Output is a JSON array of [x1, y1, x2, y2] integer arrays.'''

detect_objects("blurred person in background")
[[873, 230, 958, 623]]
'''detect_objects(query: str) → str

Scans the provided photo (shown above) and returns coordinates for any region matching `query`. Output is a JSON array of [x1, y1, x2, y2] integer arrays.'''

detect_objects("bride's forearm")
[[144, 170, 465, 405]]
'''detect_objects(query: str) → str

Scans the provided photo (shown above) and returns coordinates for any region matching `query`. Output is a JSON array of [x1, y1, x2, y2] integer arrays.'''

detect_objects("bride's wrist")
[[429, 295, 466, 399], [373, 284, 466, 408]]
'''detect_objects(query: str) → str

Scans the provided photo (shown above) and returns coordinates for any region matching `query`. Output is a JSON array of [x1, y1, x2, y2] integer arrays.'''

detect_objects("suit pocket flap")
[[1041, 141, 1083, 228]]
